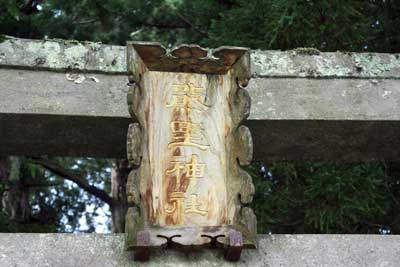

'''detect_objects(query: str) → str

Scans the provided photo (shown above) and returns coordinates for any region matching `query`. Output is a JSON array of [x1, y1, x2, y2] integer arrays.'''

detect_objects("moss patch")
[[0, 34, 7, 43], [291, 47, 321, 56]]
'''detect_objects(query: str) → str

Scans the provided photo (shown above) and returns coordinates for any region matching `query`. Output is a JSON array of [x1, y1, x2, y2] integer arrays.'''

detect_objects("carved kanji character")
[[168, 121, 208, 150], [166, 83, 208, 112], [166, 156, 186, 189], [185, 194, 208, 216], [165, 191, 185, 221], [185, 155, 205, 186]]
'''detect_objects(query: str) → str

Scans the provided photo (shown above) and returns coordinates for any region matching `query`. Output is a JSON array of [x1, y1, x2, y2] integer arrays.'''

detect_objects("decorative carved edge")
[[125, 44, 257, 254], [125, 59, 146, 251], [126, 123, 142, 168], [227, 50, 257, 248], [126, 43, 147, 84], [125, 138, 144, 251], [125, 40, 148, 250], [127, 41, 249, 75]]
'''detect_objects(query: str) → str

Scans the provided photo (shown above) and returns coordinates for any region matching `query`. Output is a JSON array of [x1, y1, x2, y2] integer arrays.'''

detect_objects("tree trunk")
[[1, 157, 31, 223], [110, 159, 130, 233]]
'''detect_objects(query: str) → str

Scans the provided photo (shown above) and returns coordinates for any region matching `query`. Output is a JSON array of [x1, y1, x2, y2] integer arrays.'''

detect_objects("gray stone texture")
[[0, 234, 398, 267], [1, 36, 400, 160], [1, 33, 400, 267], [0, 36, 126, 73], [2, 36, 400, 78]]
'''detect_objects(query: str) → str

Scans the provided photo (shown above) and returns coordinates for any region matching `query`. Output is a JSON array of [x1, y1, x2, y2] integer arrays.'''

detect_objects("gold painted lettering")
[[165, 191, 185, 221], [185, 194, 208, 216], [185, 155, 205, 186], [166, 83, 208, 112], [166, 156, 186, 189], [168, 121, 208, 150]]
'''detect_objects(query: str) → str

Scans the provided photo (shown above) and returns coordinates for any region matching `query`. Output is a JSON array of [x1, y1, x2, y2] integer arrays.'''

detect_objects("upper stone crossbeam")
[[1, 36, 400, 161]]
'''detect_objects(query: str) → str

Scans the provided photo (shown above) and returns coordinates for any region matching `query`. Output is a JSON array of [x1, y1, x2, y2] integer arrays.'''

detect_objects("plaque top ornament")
[[127, 41, 249, 75], [125, 42, 256, 262]]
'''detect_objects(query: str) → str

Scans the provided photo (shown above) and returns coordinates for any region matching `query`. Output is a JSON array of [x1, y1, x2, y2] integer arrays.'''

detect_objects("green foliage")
[[0, 157, 113, 233], [1, 0, 399, 52], [33, 157, 113, 232], [250, 162, 400, 234], [0, 211, 57, 233], [206, 0, 374, 50]]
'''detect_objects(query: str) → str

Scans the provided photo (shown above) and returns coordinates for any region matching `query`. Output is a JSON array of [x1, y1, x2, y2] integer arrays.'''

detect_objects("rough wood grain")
[[138, 71, 230, 227], [125, 44, 256, 253], [129, 42, 248, 74], [126, 123, 142, 168]]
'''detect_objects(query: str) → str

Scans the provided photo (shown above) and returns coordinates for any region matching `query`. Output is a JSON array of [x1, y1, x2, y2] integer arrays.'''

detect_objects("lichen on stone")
[[87, 41, 102, 51], [251, 51, 296, 76], [351, 53, 400, 76], [291, 47, 321, 56], [251, 50, 355, 78]]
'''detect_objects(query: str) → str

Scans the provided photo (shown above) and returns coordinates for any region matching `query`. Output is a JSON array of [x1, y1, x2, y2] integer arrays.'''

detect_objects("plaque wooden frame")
[[125, 42, 256, 261]]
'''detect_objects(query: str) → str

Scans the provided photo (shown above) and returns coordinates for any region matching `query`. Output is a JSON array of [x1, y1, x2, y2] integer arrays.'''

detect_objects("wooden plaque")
[[125, 42, 256, 260]]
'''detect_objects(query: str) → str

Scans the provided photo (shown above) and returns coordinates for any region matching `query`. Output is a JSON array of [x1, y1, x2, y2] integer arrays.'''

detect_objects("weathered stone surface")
[[0, 69, 129, 117], [250, 78, 400, 120], [1, 68, 400, 160], [0, 36, 126, 73], [2, 69, 399, 121], [251, 50, 400, 78], [2, 36, 400, 78], [0, 234, 399, 267], [1, 36, 400, 160]]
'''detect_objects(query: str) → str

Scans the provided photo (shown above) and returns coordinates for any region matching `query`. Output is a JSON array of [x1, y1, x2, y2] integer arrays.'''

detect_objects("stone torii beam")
[[0, 234, 399, 266], [1, 36, 400, 266], [1, 36, 400, 161]]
